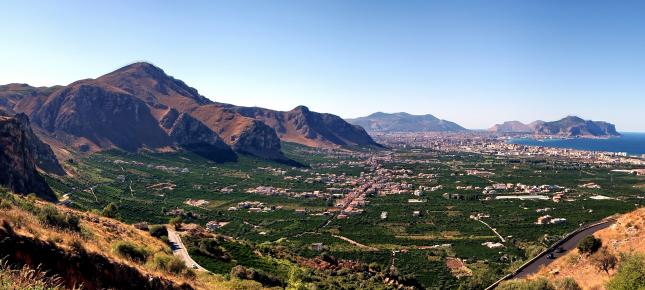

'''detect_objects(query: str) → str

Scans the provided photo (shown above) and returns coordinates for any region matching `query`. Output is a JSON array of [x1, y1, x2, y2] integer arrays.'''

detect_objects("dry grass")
[[0, 259, 73, 290], [0, 194, 255, 290]]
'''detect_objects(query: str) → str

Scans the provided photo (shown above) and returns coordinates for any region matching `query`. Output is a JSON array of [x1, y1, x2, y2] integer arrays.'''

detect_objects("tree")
[[606, 253, 645, 290], [591, 247, 618, 274], [149, 225, 167, 238], [169, 216, 182, 229], [102, 202, 118, 218], [577, 235, 602, 255]]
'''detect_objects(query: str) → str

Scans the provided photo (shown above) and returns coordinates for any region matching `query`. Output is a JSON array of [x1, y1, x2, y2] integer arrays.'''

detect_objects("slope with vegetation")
[[500, 207, 645, 290]]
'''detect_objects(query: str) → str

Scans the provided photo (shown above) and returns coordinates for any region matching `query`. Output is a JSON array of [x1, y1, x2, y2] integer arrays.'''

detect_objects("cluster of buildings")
[[229, 201, 280, 213], [372, 132, 645, 167], [184, 199, 209, 207], [536, 215, 567, 225], [112, 159, 190, 173]]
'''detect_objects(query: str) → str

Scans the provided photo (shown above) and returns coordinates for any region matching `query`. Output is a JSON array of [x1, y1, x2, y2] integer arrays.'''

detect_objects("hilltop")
[[346, 112, 467, 132]]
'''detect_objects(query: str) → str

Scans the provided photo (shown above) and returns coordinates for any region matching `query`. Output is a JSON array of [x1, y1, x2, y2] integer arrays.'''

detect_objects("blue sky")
[[1, 0, 645, 131]]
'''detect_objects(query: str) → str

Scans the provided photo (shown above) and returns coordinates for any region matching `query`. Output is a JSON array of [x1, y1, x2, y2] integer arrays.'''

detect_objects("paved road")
[[166, 226, 209, 272], [514, 220, 614, 278]]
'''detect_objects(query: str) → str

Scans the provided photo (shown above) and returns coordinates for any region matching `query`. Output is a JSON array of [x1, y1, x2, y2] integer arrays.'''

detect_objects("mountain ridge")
[[0, 62, 379, 162], [489, 116, 620, 137], [346, 112, 467, 132]]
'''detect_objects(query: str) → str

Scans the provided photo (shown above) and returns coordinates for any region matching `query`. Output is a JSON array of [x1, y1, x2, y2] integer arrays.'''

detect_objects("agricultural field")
[[46, 143, 645, 289]]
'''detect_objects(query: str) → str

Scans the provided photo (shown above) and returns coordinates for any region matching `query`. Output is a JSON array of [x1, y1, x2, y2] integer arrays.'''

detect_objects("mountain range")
[[346, 112, 467, 132], [0, 62, 379, 163], [489, 116, 620, 137]]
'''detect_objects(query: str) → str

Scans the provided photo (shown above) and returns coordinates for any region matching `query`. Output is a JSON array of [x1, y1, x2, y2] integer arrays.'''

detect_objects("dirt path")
[[474, 218, 505, 243], [331, 234, 379, 251]]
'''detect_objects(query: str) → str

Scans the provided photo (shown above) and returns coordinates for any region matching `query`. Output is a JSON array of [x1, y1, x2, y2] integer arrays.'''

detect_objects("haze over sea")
[[509, 132, 645, 156]]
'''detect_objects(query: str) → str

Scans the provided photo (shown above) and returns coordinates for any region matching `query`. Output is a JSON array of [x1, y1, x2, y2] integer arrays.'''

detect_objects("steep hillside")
[[0, 113, 58, 201], [0, 192, 269, 290], [346, 112, 467, 132], [507, 207, 645, 290], [0, 62, 382, 159], [32, 80, 173, 152], [230, 105, 379, 147]]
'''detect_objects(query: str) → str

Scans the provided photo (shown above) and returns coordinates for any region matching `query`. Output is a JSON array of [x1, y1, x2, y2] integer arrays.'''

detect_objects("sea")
[[508, 132, 645, 156]]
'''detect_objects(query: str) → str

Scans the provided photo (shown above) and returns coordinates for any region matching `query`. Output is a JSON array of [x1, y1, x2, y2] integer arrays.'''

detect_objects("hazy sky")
[[2, 0, 645, 131]]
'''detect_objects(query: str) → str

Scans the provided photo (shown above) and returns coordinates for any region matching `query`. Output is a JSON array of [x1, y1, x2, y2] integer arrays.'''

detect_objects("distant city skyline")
[[2, 0, 645, 131]]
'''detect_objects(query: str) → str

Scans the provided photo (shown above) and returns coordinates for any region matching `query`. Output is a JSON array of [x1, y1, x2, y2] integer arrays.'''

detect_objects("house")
[[536, 215, 552, 224], [206, 221, 226, 231], [413, 211, 421, 217], [311, 243, 324, 251]]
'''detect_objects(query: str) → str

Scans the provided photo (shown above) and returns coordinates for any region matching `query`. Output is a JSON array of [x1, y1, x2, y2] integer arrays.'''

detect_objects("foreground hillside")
[[0, 189, 415, 289], [0, 191, 270, 290], [501, 207, 645, 290]]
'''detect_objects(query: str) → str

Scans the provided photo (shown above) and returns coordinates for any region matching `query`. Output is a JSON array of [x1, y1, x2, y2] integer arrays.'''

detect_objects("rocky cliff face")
[[1, 62, 381, 162], [231, 105, 380, 147], [167, 113, 237, 162], [0, 114, 57, 201], [32, 81, 173, 152]]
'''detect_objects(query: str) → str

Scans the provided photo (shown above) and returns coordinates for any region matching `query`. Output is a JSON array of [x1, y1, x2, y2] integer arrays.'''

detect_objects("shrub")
[[153, 253, 187, 274], [38, 205, 80, 231], [555, 277, 581, 290], [102, 202, 118, 218], [114, 241, 149, 263], [591, 247, 617, 274], [167, 257, 187, 274], [0, 199, 12, 209], [577, 235, 602, 255], [149, 225, 167, 238], [169, 217, 182, 229], [606, 253, 645, 290], [230, 265, 284, 287], [69, 238, 85, 254]]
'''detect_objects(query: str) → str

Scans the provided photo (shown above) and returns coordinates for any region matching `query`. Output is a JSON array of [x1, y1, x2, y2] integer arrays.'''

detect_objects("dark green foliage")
[[230, 265, 284, 288], [169, 217, 182, 229], [113, 241, 149, 263], [148, 225, 167, 238], [38, 205, 80, 232], [497, 277, 555, 290], [577, 235, 602, 255], [606, 253, 645, 290], [101, 202, 118, 218]]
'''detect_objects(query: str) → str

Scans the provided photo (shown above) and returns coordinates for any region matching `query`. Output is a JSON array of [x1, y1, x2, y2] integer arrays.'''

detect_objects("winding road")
[[486, 218, 615, 289], [513, 219, 614, 278], [166, 226, 209, 272]]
